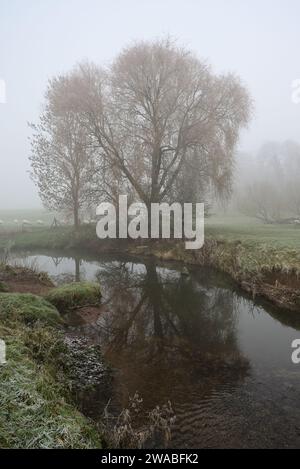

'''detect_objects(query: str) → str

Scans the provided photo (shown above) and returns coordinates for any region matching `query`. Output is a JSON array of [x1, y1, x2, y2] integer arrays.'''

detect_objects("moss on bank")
[[0, 291, 102, 449], [0, 281, 8, 292], [0, 293, 62, 326], [45, 282, 102, 313]]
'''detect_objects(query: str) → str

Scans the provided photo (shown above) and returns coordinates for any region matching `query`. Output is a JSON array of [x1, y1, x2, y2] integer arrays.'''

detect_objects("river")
[[10, 251, 300, 448]]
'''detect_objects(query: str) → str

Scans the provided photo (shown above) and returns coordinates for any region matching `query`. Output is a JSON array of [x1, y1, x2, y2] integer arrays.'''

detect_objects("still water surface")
[[12, 251, 300, 448]]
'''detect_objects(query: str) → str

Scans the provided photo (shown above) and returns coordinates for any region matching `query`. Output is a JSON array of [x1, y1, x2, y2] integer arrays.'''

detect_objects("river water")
[[11, 251, 300, 448]]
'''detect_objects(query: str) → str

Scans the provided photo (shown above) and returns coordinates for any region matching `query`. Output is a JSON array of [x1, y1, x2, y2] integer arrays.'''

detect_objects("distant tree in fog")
[[237, 141, 300, 223], [238, 182, 284, 223]]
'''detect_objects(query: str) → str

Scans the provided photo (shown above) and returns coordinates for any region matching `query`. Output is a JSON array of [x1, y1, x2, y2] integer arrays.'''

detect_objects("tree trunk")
[[74, 203, 80, 230]]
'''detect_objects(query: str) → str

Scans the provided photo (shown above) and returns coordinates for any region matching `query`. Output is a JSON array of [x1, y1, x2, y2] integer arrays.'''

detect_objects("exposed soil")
[[262, 270, 300, 290], [0, 266, 106, 322], [0, 265, 54, 295], [64, 305, 105, 327]]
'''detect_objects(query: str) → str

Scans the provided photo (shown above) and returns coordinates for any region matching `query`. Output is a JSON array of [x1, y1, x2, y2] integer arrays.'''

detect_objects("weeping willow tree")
[[30, 39, 251, 228], [73, 39, 251, 209]]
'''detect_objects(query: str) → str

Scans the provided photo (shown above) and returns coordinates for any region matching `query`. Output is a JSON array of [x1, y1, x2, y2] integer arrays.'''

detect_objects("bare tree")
[[29, 73, 99, 228], [30, 40, 251, 229], [75, 39, 251, 211]]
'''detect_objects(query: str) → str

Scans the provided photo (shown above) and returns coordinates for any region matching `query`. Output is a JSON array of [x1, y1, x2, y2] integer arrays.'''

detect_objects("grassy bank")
[[0, 269, 102, 448], [0, 226, 75, 251], [45, 282, 102, 313], [2, 216, 300, 252], [206, 215, 300, 250]]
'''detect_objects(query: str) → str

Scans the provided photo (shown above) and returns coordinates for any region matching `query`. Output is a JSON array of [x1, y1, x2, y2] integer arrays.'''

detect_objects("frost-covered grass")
[[0, 291, 101, 449], [0, 293, 62, 326]]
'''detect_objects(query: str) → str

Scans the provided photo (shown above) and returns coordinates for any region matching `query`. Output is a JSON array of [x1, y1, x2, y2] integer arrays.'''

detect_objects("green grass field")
[[206, 215, 300, 250], [1, 212, 300, 262], [0, 209, 55, 229]]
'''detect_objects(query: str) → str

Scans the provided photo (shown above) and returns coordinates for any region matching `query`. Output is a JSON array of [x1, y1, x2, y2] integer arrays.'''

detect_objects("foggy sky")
[[1, 0, 300, 209]]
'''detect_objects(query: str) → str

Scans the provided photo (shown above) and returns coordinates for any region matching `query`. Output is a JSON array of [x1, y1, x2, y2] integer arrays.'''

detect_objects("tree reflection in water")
[[67, 258, 250, 420]]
